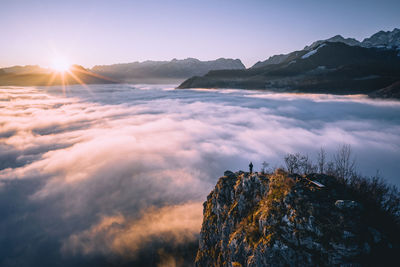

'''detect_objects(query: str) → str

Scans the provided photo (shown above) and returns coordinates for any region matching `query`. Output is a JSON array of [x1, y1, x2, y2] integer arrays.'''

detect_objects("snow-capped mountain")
[[304, 35, 361, 50], [179, 41, 400, 99], [252, 28, 400, 69], [361, 28, 400, 48], [306, 28, 400, 50]]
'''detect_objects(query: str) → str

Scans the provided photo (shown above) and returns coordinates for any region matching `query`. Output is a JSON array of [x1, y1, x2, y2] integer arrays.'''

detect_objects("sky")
[[0, 0, 399, 68]]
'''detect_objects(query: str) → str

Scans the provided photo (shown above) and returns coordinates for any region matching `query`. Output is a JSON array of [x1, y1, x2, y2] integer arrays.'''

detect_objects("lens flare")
[[51, 57, 71, 73]]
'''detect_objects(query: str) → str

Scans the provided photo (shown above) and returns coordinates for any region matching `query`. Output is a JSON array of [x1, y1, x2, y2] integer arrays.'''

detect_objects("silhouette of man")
[[249, 162, 253, 174]]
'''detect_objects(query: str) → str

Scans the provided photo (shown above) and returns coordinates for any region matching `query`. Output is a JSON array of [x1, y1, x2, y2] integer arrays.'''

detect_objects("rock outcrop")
[[196, 170, 399, 266]]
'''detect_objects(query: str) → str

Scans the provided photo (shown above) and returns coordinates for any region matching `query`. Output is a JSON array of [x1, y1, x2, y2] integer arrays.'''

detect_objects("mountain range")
[[0, 58, 245, 86], [253, 28, 400, 68], [90, 58, 245, 84], [1, 28, 400, 99], [178, 28, 400, 99]]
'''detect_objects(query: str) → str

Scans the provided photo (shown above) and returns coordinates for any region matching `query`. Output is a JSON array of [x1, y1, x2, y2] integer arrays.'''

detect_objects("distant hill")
[[91, 58, 245, 84], [0, 65, 116, 86], [178, 34, 400, 99], [0, 65, 50, 74], [370, 81, 400, 99]]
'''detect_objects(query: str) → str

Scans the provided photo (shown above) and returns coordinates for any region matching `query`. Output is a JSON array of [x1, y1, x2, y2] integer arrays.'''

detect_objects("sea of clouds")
[[1, 84, 399, 266]]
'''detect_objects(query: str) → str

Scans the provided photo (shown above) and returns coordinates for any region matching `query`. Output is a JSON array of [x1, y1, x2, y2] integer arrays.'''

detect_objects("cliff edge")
[[196, 170, 399, 266]]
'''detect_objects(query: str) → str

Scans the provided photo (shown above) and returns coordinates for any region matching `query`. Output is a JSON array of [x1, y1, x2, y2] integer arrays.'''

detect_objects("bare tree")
[[261, 161, 269, 174], [284, 153, 316, 175], [317, 148, 327, 174], [284, 153, 300, 174], [299, 154, 316, 175], [334, 144, 356, 182], [326, 161, 336, 176], [348, 171, 400, 220]]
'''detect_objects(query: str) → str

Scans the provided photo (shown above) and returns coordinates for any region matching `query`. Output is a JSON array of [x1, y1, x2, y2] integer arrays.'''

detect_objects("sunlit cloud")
[[0, 85, 399, 265], [62, 202, 203, 258], [245, 91, 400, 107]]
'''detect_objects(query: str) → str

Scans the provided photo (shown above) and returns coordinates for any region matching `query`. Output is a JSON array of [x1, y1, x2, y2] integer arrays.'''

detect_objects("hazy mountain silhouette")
[[0, 65, 116, 86], [90, 58, 245, 84]]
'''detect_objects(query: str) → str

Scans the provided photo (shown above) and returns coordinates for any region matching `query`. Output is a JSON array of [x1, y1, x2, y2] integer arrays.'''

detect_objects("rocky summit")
[[196, 170, 399, 267]]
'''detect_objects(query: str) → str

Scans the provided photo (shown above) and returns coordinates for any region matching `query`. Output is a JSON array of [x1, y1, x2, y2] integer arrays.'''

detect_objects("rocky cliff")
[[196, 170, 399, 267]]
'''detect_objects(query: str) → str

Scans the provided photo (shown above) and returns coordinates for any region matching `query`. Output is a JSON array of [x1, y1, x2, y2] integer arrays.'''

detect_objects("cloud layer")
[[0, 84, 399, 266], [62, 202, 203, 258]]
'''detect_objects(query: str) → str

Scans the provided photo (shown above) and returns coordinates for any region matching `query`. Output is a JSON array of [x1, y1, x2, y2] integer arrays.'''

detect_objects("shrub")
[[278, 144, 400, 225]]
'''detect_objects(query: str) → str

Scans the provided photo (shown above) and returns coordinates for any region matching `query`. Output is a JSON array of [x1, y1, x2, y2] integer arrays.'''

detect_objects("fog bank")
[[1, 84, 399, 266]]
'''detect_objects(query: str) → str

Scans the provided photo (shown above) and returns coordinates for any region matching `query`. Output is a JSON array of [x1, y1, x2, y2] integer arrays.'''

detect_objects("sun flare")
[[51, 57, 71, 73]]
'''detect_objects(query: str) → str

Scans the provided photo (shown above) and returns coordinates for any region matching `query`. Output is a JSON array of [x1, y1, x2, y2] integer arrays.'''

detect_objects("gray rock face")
[[334, 200, 362, 210], [361, 28, 400, 48], [251, 54, 290, 68], [196, 171, 398, 267], [304, 35, 361, 51]]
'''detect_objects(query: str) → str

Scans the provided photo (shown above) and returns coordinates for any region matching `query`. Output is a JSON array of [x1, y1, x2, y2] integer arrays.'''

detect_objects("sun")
[[51, 57, 71, 73]]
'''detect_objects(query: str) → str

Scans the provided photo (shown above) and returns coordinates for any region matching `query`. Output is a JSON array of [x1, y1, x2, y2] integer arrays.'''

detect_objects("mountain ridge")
[[0, 65, 116, 86], [91, 58, 245, 84], [178, 41, 400, 99], [252, 28, 400, 69], [0, 58, 245, 86]]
